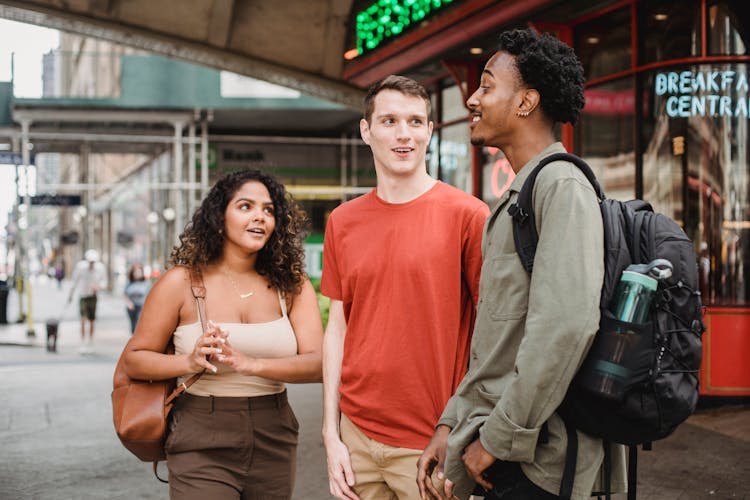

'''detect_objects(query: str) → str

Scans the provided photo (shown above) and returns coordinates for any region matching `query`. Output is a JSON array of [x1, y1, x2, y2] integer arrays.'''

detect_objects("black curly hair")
[[169, 169, 309, 294], [498, 28, 585, 125]]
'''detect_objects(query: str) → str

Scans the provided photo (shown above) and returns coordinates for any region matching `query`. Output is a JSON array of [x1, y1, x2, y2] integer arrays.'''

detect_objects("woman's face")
[[223, 180, 277, 254], [132, 266, 144, 280]]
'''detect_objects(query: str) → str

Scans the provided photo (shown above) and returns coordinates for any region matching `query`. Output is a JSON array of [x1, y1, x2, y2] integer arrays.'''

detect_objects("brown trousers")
[[165, 391, 298, 500]]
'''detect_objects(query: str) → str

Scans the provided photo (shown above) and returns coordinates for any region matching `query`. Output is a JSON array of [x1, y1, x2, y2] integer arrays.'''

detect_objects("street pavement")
[[1, 277, 749, 499]]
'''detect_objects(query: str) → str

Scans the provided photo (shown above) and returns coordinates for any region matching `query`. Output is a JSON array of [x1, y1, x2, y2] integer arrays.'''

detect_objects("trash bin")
[[0, 281, 9, 325], [45, 319, 59, 352]]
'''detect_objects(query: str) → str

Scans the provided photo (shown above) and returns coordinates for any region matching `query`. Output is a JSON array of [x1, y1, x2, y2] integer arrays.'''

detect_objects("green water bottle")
[[593, 259, 673, 399]]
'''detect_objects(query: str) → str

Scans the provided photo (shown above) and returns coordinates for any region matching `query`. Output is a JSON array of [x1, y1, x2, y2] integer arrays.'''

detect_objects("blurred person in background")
[[123, 262, 150, 334], [68, 249, 106, 354]]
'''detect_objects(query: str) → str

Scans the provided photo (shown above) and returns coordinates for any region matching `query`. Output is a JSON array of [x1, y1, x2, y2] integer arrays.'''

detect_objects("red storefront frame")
[[701, 308, 750, 396]]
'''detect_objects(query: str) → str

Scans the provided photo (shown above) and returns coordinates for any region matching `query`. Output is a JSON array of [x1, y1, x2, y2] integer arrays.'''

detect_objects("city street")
[[0, 277, 329, 500], [1, 278, 749, 499]]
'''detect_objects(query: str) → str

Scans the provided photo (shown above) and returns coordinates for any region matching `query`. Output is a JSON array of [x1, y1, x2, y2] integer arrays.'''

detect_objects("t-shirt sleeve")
[[320, 213, 342, 300], [463, 203, 489, 307]]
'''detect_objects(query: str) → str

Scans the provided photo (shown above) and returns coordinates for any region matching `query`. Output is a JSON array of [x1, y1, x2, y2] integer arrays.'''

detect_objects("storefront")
[[344, 0, 750, 398]]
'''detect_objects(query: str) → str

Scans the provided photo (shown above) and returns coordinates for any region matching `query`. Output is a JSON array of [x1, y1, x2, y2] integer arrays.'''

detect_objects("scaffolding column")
[[20, 119, 35, 337], [187, 118, 197, 217], [173, 121, 185, 243]]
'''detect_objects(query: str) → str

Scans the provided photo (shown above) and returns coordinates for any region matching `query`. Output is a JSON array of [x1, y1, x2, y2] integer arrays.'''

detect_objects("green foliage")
[[309, 277, 330, 328]]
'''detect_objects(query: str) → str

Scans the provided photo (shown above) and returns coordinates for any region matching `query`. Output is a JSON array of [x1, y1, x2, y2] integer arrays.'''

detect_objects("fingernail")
[[219, 338, 226, 343], [216, 348, 222, 353], [211, 366, 217, 373], [437, 471, 444, 479]]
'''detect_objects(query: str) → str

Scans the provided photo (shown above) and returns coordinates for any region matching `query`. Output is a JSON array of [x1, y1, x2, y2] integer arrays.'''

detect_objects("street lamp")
[[162, 207, 176, 222]]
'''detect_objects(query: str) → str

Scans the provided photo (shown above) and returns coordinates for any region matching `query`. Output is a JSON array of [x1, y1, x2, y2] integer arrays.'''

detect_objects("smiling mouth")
[[393, 147, 413, 154], [247, 228, 265, 235]]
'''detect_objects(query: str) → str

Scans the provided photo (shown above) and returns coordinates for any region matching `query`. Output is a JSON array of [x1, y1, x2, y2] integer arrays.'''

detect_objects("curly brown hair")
[[169, 170, 309, 294]]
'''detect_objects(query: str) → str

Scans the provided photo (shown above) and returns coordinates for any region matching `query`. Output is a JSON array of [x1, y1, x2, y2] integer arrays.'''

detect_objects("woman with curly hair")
[[123, 169, 323, 499]]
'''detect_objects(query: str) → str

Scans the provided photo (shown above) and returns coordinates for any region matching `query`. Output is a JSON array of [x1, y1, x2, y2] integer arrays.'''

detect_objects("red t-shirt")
[[321, 182, 489, 449]]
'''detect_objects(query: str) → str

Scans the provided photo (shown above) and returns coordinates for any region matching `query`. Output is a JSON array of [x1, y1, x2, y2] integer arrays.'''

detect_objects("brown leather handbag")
[[111, 270, 208, 477]]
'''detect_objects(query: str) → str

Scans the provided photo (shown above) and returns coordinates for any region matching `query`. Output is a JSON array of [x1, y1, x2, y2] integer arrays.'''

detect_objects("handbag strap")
[[164, 268, 208, 406]]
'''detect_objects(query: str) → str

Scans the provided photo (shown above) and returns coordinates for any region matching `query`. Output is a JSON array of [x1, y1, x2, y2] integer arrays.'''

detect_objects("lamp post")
[[146, 211, 159, 273], [162, 207, 176, 267]]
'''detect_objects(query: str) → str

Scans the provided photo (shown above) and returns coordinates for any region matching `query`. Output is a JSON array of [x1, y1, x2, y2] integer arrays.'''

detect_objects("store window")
[[577, 78, 636, 201], [707, 0, 750, 55], [639, 0, 701, 64], [438, 123, 471, 193], [433, 84, 472, 193], [575, 7, 631, 80], [644, 63, 750, 305]]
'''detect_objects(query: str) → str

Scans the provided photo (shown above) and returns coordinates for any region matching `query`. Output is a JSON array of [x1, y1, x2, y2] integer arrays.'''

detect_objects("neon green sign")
[[356, 0, 458, 54]]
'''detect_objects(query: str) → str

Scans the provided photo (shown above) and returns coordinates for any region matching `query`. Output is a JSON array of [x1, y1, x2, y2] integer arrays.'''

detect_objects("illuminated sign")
[[356, 0, 459, 54], [655, 70, 749, 118]]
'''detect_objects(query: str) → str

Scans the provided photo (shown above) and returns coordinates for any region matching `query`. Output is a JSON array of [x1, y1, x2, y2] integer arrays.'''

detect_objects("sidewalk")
[[0, 274, 128, 351]]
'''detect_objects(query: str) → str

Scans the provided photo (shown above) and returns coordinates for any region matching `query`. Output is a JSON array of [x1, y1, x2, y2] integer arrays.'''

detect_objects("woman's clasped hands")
[[188, 319, 262, 376], [188, 319, 229, 374]]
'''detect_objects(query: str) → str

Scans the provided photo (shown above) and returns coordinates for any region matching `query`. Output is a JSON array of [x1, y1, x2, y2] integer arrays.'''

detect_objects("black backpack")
[[508, 152, 704, 500]]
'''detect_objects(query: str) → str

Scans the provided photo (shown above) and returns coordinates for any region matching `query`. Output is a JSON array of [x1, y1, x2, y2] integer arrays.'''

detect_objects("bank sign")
[[656, 69, 749, 118]]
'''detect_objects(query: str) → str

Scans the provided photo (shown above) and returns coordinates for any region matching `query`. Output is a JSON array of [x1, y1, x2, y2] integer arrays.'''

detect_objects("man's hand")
[[417, 425, 452, 499], [324, 434, 360, 500], [461, 438, 496, 491]]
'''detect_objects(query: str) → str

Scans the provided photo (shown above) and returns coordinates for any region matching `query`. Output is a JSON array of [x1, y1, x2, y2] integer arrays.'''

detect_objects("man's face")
[[467, 52, 525, 148], [360, 89, 433, 179]]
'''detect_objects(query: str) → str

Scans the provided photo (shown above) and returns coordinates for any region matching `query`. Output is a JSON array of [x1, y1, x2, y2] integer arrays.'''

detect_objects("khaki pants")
[[340, 413, 442, 500]]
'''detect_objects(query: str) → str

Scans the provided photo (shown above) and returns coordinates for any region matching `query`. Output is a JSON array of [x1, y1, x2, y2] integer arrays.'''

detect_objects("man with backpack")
[[416, 28, 628, 500]]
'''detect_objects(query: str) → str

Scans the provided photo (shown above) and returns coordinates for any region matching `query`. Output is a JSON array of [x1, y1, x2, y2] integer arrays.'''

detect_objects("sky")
[[0, 18, 59, 96], [0, 19, 59, 244]]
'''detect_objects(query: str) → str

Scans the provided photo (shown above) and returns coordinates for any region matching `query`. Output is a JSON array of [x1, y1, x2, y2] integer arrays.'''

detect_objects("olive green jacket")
[[438, 143, 627, 499]]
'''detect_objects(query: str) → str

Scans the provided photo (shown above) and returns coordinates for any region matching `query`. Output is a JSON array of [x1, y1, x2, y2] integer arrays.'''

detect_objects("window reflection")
[[574, 7, 631, 80], [577, 78, 636, 201], [644, 63, 749, 305], [438, 123, 471, 193], [639, 0, 701, 64], [707, 0, 750, 55]]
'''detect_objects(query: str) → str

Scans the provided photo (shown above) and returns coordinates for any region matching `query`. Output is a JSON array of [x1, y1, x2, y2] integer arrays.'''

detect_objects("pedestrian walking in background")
[[67, 249, 106, 354], [123, 262, 150, 334], [53, 254, 65, 290], [417, 28, 627, 500], [122, 169, 323, 499], [321, 75, 489, 500]]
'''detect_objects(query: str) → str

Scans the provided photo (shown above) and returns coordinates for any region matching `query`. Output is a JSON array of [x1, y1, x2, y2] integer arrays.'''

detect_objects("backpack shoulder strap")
[[509, 152, 604, 274]]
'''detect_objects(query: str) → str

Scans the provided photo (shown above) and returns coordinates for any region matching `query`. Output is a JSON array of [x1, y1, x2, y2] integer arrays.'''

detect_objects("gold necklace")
[[221, 267, 254, 299]]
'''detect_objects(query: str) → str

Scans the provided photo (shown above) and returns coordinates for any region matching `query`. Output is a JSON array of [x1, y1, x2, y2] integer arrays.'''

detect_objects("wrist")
[[322, 424, 340, 443], [184, 353, 200, 373], [241, 357, 260, 376], [435, 424, 452, 436]]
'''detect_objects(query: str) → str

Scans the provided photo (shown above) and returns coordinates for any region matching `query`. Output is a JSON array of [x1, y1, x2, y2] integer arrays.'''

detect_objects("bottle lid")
[[620, 270, 658, 291]]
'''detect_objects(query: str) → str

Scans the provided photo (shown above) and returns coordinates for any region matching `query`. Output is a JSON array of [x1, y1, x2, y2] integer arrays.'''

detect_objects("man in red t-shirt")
[[321, 75, 489, 500]]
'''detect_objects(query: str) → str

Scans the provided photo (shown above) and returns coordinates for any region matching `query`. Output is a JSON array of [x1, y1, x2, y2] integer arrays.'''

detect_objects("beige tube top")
[[173, 292, 297, 397]]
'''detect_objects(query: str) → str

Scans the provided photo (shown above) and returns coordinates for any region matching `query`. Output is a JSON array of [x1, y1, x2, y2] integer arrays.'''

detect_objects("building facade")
[[343, 0, 749, 398]]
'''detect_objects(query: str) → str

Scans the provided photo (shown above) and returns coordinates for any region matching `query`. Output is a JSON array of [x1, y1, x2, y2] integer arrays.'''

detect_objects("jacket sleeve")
[[479, 170, 604, 462]]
